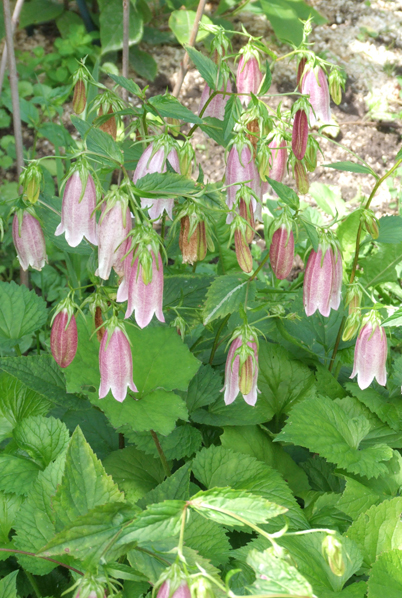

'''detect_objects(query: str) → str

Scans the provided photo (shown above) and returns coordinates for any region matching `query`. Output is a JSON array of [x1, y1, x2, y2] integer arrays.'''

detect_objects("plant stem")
[[0, 0, 25, 94], [187, 90, 219, 137], [0, 548, 84, 575], [209, 313, 230, 365], [122, 0, 130, 102], [172, 0, 207, 98], [119, 432, 125, 449], [15, 344, 22, 356], [25, 571, 42, 598], [161, 212, 166, 241], [328, 157, 402, 370], [249, 251, 270, 282], [150, 430, 171, 477]]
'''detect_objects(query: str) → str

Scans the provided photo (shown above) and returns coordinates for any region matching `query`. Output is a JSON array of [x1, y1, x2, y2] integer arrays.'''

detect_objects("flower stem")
[[209, 313, 231, 365], [150, 430, 171, 477], [248, 250, 270, 282]]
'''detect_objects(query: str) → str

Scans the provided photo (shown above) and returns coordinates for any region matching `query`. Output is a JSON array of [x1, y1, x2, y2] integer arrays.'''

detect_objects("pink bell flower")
[[270, 225, 294, 280], [133, 140, 180, 221], [350, 314, 387, 390], [301, 66, 331, 125], [198, 80, 232, 120], [99, 320, 138, 402], [157, 582, 191, 598], [237, 50, 263, 105], [55, 170, 98, 247], [225, 140, 260, 224], [222, 329, 259, 406], [292, 109, 308, 160], [124, 250, 165, 329], [95, 197, 132, 280], [303, 243, 343, 317], [50, 308, 78, 368], [12, 210, 47, 271], [268, 136, 287, 183]]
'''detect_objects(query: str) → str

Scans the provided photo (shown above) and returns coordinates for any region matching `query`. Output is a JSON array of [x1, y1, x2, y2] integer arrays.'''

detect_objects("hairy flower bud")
[[362, 209, 380, 239], [234, 228, 253, 273], [350, 313, 387, 390], [56, 168, 98, 248], [51, 308, 78, 368], [99, 320, 138, 402], [20, 162, 43, 204], [73, 79, 87, 115], [237, 49, 263, 105], [304, 136, 319, 172], [301, 66, 331, 125], [270, 225, 294, 280], [345, 284, 362, 316], [292, 109, 308, 160], [294, 159, 309, 194], [342, 311, 361, 342], [198, 80, 232, 120], [133, 138, 180, 221], [239, 198, 255, 244], [95, 193, 132, 280], [222, 328, 259, 405], [328, 69, 345, 106], [322, 535, 345, 577], [12, 210, 48, 271], [268, 135, 287, 183], [303, 243, 343, 317], [297, 57, 307, 92], [157, 581, 191, 598], [179, 216, 208, 265], [99, 106, 117, 140]]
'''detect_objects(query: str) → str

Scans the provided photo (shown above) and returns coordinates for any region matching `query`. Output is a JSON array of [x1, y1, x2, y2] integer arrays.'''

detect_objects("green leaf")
[[360, 242, 402, 287], [267, 178, 299, 209], [368, 548, 402, 598], [223, 94, 242, 144], [62, 407, 119, 460], [190, 487, 287, 526], [0, 492, 24, 543], [148, 94, 203, 124], [191, 393, 271, 427], [86, 127, 124, 164], [39, 502, 136, 569], [0, 571, 18, 598], [131, 425, 202, 461], [324, 161, 374, 175], [0, 455, 41, 495], [200, 116, 227, 147], [138, 462, 191, 508], [0, 355, 85, 411], [309, 182, 347, 218], [259, 60, 272, 95], [109, 74, 141, 96], [13, 415, 69, 468], [336, 477, 379, 521], [220, 425, 310, 497], [247, 548, 313, 597], [376, 215, 402, 244], [259, 0, 325, 46], [135, 171, 198, 197], [129, 45, 158, 81], [277, 395, 393, 478], [19, 0, 64, 28], [346, 497, 402, 572], [99, 0, 143, 53], [0, 281, 47, 348], [169, 11, 212, 45], [258, 342, 316, 421], [52, 427, 124, 531], [336, 210, 362, 256], [164, 274, 213, 313], [302, 216, 320, 252], [184, 512, 230, 566], [14, 453, 66, 574], [192, 446, 309, 530], [186, 46, 219, 90], [203, 274, 255, 325], [103, 446, 165, 504], [115, 500, 185, 546], [185, 364, 222, 412]]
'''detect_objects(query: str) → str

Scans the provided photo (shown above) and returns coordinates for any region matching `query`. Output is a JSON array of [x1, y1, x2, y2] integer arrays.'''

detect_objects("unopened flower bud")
[[225, 137, 260, 223], [292, 109, 308, 160], [267, 135, 287, 183], [322, 535, 345, 577], [362, 209, 380, 239], [99, 105, 117, 140], [179, 216, 199, 265], [297, 57, 307, 92], [342, 311, 361, 342], [198, 80, 232, 120], [19, 163, 43, 204], [234, 228, 253, 273], [328, 69, 345, 106], [304, 242, 343, 317], [73, 79, 87, 114], [239, 197, 255, 244], [167, 117, 180, 137], [270, 225, 294, 280], [345, 284, 362, 316], [191, 577, 214, 598], [178, 141, 195, 178], [237, 45, 263, 105], [172, 315, 186, 339], [51, 308, 78, 368], [293, 159, 309, 194], [304, 136, 319, 173]]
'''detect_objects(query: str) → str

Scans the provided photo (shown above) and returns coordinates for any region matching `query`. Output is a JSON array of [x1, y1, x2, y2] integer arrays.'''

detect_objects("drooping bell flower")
[[301, 65, 331, 125], [55, 160, 98, 248], [297, 57, 307, 92], [133, 135, 180, 221], [95, 187, 132, 280], [50, 300, 78, 368], [269, 213, 295, 280], [236, 44, 263, 105], [99, 318, 137, 402], [292, 109, 308, 161], [230, 214, 253, 273], [225, 134, 260, 223], [303, 237, 343, 317], [350, 311, 387, 390], [239, 194, 255, 244], [157, 581, 191, 598], [267, 134, 287, 183], [12, 209, 47, 271], [176, 201, 214, 266], [73, 573, 107, 598], [198, 79, 232, 120], [222, 326, 259, 406]]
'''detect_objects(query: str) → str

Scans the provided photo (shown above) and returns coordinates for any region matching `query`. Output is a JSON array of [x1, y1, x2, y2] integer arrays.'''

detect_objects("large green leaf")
[[368, 549, 402, 598], [86, 127, 124, 164], [138, 462, 191, 508], [276, 395, 393, 478], [247, 548, 313, 597], [13, 415, 69, 469], [0, 571, 18, 598], [0, 455, 41, 495], [259, 0, 326, 46], [99, 0, 143, 53], [345, 497, 402, 572], [0, 492, 24, 543], [185, 364, 222, 412], [203, 274, 255, 325], [184, 511, 230, 566], [359, 242, 402, 287], [130, 425, 202, 461], [148, 94, 203, 124], [324, 161, 374, 175], [103, 446, 165, 504], [19, 0, 64, 28], [185, 46, 219, 90], [0, 281, 47, 348], [169, 11, 212, 45], [115, 500, 185, 547], [14, 453, 66, 575], [52, 427, 124, 531]]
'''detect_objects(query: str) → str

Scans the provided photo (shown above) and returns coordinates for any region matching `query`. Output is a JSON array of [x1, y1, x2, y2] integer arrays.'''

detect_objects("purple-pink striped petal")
[[55, 172, 98, 247], [99, 327, 137, 402]]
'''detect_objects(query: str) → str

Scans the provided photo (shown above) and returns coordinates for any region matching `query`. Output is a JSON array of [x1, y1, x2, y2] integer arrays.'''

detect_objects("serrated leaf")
[[247, 548, 313, 597], [368, 548, 402, 598], [115, 500, 185, 547], [267, 178, 299, 209], [86, 127, 123, 164], [0, 455, 41, 495], [0, 571, 18, 598], [13, 415, 69, 469], [0, 492, 24, 543], [276, 395, 393, 478], [360, 242, 402, 287], [185, 46, 218, 89], [131, 425, 202, 461], [0, 355, 85, 411], [52, 427, 124, 532], [0, 281, 48, 348], [39, 502, 136, 569], [324, 161, 374, 175], [14, 453, 66, 575], [185, 365, 222, 412], [203, 275, 254, 325], [345, 497, 402, 572], [103, 446, 165, 504], [190, 487, 287, 526], [337, 477, 379, 520], [138, 462, 191, 508], [134, 171, 198, 197], [109, 74, 141, 96], [191, 393, 269, 427], [184, 512, 230, 566], [192, 446, 309, 530], [148, 94, 203, 124]]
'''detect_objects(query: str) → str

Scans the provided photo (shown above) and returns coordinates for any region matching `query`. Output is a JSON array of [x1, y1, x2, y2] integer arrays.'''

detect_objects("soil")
[[3, 0, 402, 219]]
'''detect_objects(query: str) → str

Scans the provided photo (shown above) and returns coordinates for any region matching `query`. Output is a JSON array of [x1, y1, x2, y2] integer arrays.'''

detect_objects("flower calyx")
[[19, 162, 43, 204]]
